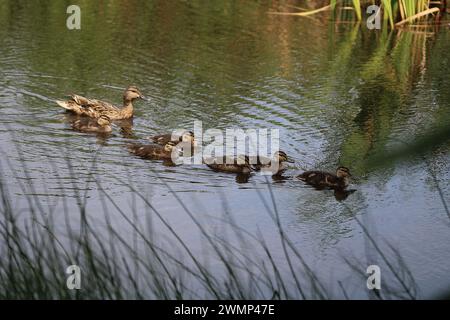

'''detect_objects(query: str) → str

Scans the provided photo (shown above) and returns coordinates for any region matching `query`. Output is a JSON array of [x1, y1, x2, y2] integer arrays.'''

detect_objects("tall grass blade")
[[395, 7, 439, 26], [352, 0, 362, 20]]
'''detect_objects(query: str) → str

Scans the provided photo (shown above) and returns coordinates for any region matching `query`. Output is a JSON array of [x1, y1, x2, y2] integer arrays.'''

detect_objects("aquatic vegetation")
[[271, 1, 446, 28]]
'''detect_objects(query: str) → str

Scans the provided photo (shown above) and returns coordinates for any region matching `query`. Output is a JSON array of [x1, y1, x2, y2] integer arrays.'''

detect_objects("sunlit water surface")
[[0, 1, 449, 298]]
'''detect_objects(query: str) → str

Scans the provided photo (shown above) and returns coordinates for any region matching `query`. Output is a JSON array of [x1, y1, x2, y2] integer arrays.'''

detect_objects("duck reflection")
[[114, 118, 135, 139], [235, 173, 251, 184], [162, 159, 177, 167], [333, 189, 356, 201], [270, 173, 290, 183]]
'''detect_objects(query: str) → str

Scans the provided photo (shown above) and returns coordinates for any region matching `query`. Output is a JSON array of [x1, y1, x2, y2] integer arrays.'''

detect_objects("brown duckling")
[[205, 155, 252, 174], [150, 131, 196, 146], [252, 151, 294, 176], [297, 166, 351, 190], [128, 141, 180, 161], [56, 86, 145, 120], [71, 114, 112, 133]]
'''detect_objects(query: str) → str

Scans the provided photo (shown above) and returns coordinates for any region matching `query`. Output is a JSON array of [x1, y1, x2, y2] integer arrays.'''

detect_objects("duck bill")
[[286, 157, 295, 163], [140, 95, 149, 101]]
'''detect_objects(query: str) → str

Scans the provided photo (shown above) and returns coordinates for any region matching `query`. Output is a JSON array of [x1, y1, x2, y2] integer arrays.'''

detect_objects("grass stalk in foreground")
[[0, 135, 433, 299]]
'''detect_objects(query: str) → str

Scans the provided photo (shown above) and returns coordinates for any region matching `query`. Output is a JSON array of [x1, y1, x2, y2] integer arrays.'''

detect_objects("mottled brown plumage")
[[150, 131, 196, 146], [71, 115, 112, 133], [251, 151, 294, 176], [297, 166, 351, 190], [128, 141, 179, 161], [56, 86, 144, 120], [205, 155, 252, 174]]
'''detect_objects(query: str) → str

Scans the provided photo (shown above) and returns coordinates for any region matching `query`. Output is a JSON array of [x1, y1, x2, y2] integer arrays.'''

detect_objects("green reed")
[[0, 136, 426, 299], [275, 1, 444, 28]]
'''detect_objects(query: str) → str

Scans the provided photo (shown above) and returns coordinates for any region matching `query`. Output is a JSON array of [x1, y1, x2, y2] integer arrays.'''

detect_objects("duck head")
[[123, 86, 145, 103], [180, 131, 194, 142], [274, 150, 294, 163], [336, 166, 351, 178], [164, 141, 178, 153], [336, 166, 351, 186], [180, 131, 198, 147]]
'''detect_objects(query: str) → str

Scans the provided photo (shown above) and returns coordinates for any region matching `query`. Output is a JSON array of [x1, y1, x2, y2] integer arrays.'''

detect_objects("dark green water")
[[0, 1, 449, 298]]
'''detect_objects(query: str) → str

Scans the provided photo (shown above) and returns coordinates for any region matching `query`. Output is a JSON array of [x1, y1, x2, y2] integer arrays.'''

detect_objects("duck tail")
[[56, 100, 72, 110], [297, 173, 307, 181], [55, 100, 70, 110], [56, 99, 83, 114]]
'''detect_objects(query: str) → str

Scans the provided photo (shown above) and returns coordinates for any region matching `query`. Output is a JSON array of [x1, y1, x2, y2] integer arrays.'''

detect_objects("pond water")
[[0, 1, 449, 299]]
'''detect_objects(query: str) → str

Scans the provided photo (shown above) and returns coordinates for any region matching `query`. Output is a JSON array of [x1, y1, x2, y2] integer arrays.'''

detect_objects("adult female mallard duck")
[[205, 155, 252, 174], [128, 141, 180, 161], [56, 86, 145, 120], [251, 150, 294, 176], [297, 166, 351, 190], [71, 114, 112, 134]]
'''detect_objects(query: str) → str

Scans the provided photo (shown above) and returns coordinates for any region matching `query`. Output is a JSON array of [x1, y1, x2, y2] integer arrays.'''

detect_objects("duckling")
[[150, 130, 198, 148], [297, 166, 351, 190], [150, 131, 198, 157], [128, 141, 180, 161], [56, 86, 145, 120], [71, 114, 112, 134], [252, 151, 294, 176], [205, 155, 252, 174]]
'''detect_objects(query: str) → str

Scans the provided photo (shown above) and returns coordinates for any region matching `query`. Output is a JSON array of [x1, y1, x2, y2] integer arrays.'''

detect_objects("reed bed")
[[270, 1, 446, 28], [0, 138, 424, 299]]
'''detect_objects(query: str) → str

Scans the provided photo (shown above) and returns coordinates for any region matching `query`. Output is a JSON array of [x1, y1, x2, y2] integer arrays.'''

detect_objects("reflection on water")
[[0, 0, 449, 298], [333, 189, 357, 202]]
